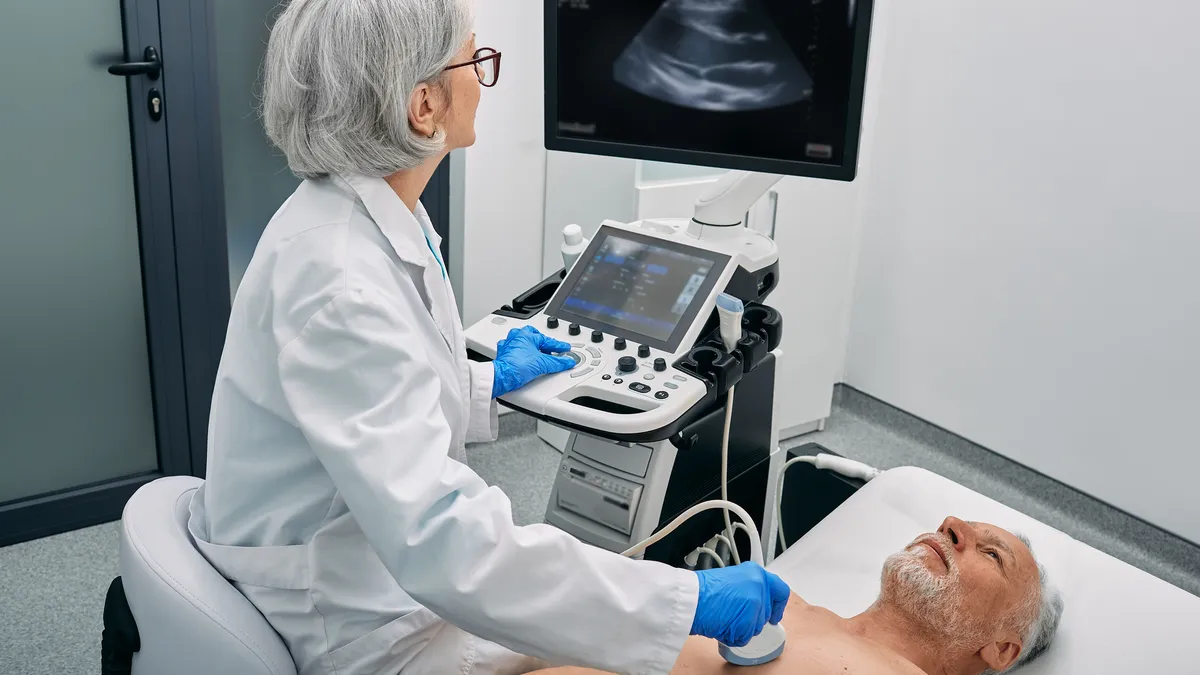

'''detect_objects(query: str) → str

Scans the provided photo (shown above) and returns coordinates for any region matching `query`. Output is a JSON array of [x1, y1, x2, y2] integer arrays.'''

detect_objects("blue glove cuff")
[[491, 360, 513, 399], [691, 570, 711, 635]]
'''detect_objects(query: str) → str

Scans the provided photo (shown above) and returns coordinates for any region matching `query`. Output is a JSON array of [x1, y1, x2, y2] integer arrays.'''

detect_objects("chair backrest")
[[119, 476, 297, 675]]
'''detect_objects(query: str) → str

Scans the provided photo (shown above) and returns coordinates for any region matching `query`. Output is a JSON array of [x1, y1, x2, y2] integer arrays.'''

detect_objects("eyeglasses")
[[444, 47, 501, 87]]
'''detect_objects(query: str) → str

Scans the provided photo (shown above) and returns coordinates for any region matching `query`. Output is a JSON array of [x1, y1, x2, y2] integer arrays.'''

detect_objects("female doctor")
[[187, 1, 790, 674]]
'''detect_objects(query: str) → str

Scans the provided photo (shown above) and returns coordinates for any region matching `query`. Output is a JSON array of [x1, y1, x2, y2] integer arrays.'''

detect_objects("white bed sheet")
[[768, 466, 1198, 673]]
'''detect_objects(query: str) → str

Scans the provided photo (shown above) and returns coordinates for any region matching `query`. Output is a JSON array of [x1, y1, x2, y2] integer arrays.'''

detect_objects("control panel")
[[465, 217, 779, 441], [468, 311, 710, 439]]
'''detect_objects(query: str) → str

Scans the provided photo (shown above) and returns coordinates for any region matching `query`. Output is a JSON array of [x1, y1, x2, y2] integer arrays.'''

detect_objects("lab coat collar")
[[333, 172, 457, 352], [335, 173, 436, 270]]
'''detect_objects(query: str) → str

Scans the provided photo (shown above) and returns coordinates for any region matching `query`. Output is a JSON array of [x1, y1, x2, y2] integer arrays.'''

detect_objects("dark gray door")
[[0, 0, 452, 547], [0, 0, 193, 545], [212, 0, 452, 294]]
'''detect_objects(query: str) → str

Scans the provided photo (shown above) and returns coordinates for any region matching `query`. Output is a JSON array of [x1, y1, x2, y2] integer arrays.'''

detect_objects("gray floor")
[[3, 387, 1197, 674]]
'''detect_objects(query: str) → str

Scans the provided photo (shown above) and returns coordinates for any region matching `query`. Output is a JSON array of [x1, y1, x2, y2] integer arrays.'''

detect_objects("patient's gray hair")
[[262, 0, 474, 179], [987, 533, 1065, 673]]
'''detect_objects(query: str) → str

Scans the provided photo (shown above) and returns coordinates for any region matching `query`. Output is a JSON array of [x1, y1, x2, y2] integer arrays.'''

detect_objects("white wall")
[[844, 1, 1200, 544], [541, 152, 638, 276], [457, 2, 548, 325]]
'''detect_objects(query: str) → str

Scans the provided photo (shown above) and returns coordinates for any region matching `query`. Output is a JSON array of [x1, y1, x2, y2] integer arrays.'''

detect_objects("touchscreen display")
[[559, 233, 719, 343]]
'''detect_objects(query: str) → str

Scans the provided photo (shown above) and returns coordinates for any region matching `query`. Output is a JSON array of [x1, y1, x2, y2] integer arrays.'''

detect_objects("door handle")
[[108, 46, 161, 80]]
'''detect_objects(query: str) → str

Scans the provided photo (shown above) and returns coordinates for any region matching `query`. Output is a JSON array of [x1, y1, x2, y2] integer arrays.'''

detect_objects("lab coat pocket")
[[326, 606, 446, 675]]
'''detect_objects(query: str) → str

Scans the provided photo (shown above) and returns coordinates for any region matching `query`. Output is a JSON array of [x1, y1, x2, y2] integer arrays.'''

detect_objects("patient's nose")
[[938, 517, 971, 552]]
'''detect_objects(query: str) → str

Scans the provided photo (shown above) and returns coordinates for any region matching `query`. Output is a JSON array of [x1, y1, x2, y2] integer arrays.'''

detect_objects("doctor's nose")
[[938, 517, 973, 553]]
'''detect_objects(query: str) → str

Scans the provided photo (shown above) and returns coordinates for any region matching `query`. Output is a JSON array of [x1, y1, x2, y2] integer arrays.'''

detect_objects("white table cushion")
[[769, 466, 1197, 673]]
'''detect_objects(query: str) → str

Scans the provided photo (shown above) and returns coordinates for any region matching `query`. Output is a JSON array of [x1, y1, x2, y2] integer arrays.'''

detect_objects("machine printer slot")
[[571, 434, 654, 478]]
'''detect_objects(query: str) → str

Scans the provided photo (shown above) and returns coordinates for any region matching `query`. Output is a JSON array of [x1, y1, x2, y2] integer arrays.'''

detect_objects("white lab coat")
[[187, 173, 698, 675]]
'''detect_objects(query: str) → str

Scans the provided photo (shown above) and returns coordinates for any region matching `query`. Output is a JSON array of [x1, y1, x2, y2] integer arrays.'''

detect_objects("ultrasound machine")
[[465, 0, 877, 569]]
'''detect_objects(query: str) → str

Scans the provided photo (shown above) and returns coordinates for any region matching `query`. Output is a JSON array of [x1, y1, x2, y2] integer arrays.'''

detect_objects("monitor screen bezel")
[[543, 0, 876, 181], [545, 225, 733, 353]]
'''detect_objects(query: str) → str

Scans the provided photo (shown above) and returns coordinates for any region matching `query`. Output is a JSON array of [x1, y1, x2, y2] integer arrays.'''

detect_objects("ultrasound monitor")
[[545, 0, 875, 180]]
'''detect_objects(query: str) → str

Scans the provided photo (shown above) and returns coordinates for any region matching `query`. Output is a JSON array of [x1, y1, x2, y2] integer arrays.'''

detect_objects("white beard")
[[880, 543, 988, 649]]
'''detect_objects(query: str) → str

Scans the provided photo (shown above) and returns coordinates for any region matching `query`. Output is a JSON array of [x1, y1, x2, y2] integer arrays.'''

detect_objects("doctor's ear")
[[408, 81, 446, 139], [980, 639, 1022, 672]]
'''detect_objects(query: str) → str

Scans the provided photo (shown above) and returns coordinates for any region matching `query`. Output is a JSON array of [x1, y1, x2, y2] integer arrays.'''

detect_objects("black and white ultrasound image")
[[554, 0, 859, 167]]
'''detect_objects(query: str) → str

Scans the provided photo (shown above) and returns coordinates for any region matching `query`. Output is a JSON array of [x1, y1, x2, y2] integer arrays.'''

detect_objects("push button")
[[628, 382, 652, 394], [664, 382, 678, 390], [655, 391, 670, 400], [586, 346, 602, 359], [571, 367, 594, 379]]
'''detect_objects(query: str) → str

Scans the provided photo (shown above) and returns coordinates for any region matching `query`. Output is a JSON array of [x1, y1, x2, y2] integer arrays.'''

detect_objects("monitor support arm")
[[560, 170, 784, 265], [688, 171, 784, 238]]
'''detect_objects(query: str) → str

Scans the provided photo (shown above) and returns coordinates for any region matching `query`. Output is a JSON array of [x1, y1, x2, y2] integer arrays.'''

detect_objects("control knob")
[[591, 330, 604, 343], [546, 316, 559, 329], [568, 323, 581, 336], [654, 358, 667, 372], [617, 356, 638, 374], [638, 345, 651, 358], [614, 337, 627, 351]]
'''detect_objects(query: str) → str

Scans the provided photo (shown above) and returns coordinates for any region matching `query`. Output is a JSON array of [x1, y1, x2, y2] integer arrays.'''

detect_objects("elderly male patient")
[[538, 517, 1064, 675]]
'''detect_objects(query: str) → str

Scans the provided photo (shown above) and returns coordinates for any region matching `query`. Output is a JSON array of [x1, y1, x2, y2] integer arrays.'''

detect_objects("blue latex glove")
[[691, 562, 791, 648], [492, 326, 577, 398]]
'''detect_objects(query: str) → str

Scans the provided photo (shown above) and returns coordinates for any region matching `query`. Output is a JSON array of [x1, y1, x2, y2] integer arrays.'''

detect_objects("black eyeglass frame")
[[444, 47, 502, 87]]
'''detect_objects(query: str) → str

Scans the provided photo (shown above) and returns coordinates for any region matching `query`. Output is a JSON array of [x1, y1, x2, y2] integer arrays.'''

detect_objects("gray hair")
[[262, 0, 474, 179], [986, 533, 1065, 673]]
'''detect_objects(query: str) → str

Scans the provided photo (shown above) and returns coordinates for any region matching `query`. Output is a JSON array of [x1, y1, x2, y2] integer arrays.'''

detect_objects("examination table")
[[771, 466, 1199, 673], [107, 469, 1199, 674]]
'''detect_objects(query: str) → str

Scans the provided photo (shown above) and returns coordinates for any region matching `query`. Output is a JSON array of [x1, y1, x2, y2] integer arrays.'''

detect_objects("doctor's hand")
[[691, 562, 790, 648], [492, 326, 577, 398]]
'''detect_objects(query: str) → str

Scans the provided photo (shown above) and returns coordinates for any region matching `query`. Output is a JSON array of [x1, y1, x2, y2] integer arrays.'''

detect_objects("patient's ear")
[[980, 639, 1022, 672]]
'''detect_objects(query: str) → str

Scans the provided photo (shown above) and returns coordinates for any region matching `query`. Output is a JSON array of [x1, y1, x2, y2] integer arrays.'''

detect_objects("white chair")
[[118, 476, 297, 675]]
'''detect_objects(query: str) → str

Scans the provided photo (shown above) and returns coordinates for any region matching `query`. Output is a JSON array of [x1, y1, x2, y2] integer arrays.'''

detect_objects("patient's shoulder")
[[781, 596, 926, 674], [785, 593, 846, 627]]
